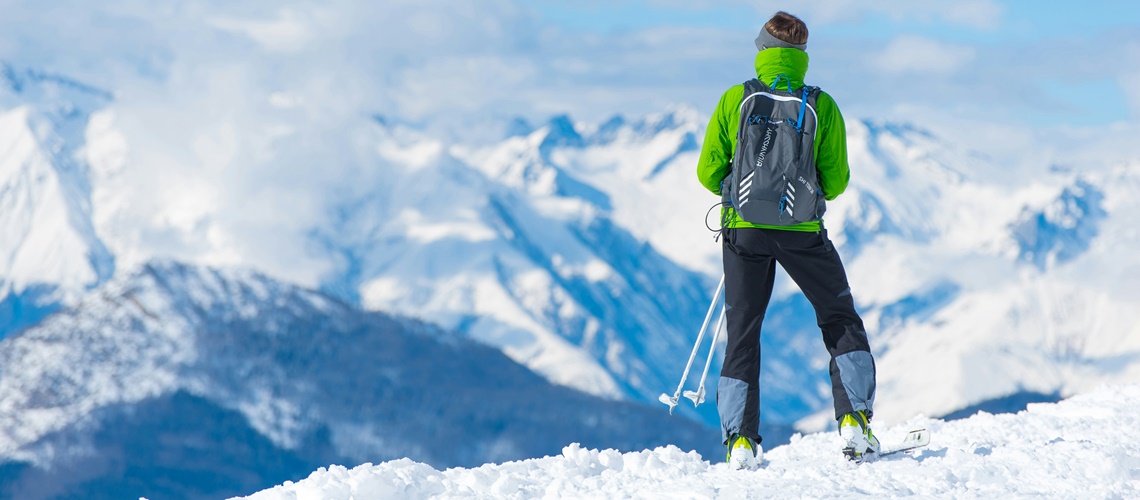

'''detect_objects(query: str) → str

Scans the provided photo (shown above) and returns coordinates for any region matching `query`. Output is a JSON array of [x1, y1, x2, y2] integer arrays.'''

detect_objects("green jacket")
[[696, 48, 849, 232]]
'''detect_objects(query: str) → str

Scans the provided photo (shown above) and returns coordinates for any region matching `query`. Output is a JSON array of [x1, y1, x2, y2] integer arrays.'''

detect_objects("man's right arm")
[[696, 87, 741, 196]]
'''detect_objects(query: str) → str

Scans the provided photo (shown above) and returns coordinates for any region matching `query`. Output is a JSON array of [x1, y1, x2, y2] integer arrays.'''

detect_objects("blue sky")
[[536, 1, 1140, 44], [528, 0, 1140, 127]]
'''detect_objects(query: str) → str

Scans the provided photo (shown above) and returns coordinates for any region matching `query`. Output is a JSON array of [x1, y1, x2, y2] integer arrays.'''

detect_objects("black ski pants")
[[716, 227, 876, 445]]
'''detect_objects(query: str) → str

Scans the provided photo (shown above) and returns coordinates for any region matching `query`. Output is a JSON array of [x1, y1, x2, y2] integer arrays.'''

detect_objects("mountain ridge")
[[0, 259, 723, 498]]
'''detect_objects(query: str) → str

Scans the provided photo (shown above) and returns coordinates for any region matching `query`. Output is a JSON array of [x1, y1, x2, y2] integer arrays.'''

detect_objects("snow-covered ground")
[[244, 384, 1140, 499]]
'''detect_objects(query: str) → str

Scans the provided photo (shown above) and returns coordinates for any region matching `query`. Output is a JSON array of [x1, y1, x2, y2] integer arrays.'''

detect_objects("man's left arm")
[[814, 91, 850, 200]]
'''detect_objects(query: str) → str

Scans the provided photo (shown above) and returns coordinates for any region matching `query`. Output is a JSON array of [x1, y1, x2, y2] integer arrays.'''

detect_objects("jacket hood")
[[754, 48, 809, 89]]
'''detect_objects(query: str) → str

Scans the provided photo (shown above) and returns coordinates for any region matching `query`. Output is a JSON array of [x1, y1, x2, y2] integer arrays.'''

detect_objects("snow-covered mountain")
[[3, 60, 1140, 445], [247, 384, 1140, 499], [0, 64, 115, 337], [0, 64, 720, 436], [315, 112, 720, 427], [0, 260, 717, 499]]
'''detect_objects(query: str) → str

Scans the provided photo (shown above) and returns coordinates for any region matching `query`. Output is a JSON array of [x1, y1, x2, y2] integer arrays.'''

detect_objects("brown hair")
[[764, 11, 808, 45]]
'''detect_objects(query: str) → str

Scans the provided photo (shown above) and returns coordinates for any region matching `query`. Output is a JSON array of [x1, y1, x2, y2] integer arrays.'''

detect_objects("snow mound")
[[244, 384, 1140, 499]]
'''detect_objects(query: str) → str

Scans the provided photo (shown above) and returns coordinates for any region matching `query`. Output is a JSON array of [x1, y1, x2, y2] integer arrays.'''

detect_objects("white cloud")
[[873, 35, 976, 75], [0, 0, 547, 286], [392, 56, 539, 121], [208, 9, 315, 53], [939, 0, 1003, 30]]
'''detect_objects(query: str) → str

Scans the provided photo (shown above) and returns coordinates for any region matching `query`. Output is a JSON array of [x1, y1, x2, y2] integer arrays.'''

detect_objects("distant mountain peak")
[[0, 81, 115, 336], [526, 107, 702, 152], [540, 114, 584, 150], [1011, 178, 1106, 270], [859, 119, 937, 142], [1, 63, 113, 121], [505, 116, 534, 138]]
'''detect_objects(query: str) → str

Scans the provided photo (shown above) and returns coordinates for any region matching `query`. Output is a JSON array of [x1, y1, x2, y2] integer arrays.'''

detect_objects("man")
[[695, 11, 878, 469]]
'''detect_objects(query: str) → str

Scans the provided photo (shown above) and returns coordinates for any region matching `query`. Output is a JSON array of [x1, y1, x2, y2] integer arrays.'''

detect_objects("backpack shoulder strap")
[[738, 79, 775, 122], [744, 78, 766, 93], [738, 79, 760, 114]]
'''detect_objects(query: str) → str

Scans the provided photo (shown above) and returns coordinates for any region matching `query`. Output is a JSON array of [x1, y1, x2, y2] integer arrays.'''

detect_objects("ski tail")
[[879, 428, 930, 457]]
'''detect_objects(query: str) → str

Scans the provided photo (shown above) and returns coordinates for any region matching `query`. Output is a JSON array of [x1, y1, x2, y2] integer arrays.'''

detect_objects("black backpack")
[[723, 76, 825, 226]]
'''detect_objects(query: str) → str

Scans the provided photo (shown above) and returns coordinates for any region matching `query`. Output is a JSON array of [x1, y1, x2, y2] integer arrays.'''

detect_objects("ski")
[[844, 428, 930, 462], [878, 428, 930, 457]]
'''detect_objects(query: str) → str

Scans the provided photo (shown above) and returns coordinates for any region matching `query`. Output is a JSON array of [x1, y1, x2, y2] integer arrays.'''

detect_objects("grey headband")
[[754, 27, 806, 52]]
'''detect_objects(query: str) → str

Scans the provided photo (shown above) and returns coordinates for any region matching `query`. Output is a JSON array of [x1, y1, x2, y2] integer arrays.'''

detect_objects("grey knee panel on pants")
[[716, 376, 753, 444], [834, 350, 876, 416]]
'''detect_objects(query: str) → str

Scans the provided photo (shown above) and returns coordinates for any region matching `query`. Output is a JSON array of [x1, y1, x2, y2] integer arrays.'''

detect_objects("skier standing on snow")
[[695, 11, 879, 469]]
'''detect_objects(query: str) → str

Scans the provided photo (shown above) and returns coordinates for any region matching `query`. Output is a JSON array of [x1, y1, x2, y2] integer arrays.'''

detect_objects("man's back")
[[695, 46, 851, 232]]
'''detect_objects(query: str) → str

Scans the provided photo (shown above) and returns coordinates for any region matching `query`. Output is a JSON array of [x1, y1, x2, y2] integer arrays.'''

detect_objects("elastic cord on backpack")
[[706, 201, 733, 242]]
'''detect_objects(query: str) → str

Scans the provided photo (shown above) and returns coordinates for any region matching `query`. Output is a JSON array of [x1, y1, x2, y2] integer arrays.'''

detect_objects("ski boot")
[[726, 434, 761, 470], [839, 410, 880, 462]]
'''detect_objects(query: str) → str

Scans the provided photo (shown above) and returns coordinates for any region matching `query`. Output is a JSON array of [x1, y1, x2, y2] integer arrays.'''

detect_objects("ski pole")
[[684, 303, 726, 407], [659, 274, 724, 414]]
